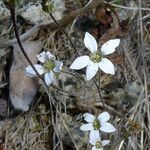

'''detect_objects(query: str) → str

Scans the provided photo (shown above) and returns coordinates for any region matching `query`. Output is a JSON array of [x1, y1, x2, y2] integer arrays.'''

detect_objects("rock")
[[10, 41, 42, 111], [21, 1, 65, 24]]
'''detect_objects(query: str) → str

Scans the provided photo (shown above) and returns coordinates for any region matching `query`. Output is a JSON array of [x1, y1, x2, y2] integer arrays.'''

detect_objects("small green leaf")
[[114, 0, 122, 5]]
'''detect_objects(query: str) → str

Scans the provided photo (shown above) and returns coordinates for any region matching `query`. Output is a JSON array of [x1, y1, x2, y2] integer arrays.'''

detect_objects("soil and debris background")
[[0, 0, 150, 150]]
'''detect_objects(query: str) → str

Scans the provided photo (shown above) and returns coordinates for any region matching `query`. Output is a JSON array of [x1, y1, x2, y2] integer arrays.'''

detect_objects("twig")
[[106, 2, 150, 11], [49, 13, 79, 55]]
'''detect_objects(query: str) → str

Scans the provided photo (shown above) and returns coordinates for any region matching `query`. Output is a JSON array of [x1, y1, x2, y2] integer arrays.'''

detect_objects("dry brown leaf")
[[9, 41, 42, 111]]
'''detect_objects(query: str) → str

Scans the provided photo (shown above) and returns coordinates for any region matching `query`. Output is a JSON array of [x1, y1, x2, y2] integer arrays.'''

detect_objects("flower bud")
[[41, 0, 54, 13]]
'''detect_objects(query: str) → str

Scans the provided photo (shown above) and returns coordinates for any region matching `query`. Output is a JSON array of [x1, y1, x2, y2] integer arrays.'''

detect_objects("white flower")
[[89, 131, 110, 150], [70, 32, 120, 80], [25, 51, 63, 86], [80, 112, 116, 138]]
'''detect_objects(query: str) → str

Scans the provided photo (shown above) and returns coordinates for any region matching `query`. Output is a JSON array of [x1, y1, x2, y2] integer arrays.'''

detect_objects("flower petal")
[[44, 71, 56, 86], [70, 56, 89, 70], [98, 58, 115, 75], [46, 51, 55, 60], [100, 122, 116, 133], [84, 32, 97, 53], [53, 60, 63, 72], [102, 140, 110, 146], [83, 113, 95, 123], [92, 147, 103, 150], [98, 112, 110, 123], [80, 123, 94, 131], [36, 51, 47, 63], [89, 130, 100, 145], [92, 146, 98, 150], [101, 39, 120, 55], [86, 61, 98, 80], [25, 64, 44, 77]]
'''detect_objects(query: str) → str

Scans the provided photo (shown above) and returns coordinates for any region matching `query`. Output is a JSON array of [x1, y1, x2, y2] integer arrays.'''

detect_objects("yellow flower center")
[[93, 119, 100, 130], [89, 51, 102, 63], [43, 60, 55, 72], [96, 141, 102, 148]]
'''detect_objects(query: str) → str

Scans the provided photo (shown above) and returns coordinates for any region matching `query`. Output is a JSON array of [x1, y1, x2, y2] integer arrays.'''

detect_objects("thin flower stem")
[[93, 75, 106, 109], [92, 36, 106, 109], [49, 13, 80, 56], [98, 70, 106, 108], [10, 8, 49, 89]]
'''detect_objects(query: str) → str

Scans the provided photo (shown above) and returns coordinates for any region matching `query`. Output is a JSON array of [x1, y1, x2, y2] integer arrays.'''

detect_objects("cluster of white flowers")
[[80, 112, 116, 150], [25, 32, 120, 86], [25, 32, 120, 149], [70, 32, 120, 80], [25, 51, 63, 86], [69, 32, 119, 149]]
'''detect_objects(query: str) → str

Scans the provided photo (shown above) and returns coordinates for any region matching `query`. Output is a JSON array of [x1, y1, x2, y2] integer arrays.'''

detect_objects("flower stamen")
[[89, 51, 102, 63], [93, 119, 100, 130], [43, 60, 55, 72], [96, 141, 102, 148]]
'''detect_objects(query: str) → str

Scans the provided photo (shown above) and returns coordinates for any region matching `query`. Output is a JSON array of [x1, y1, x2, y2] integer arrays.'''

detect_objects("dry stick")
[[49, 13, 79, 55], [107, 2, 150, 11]]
